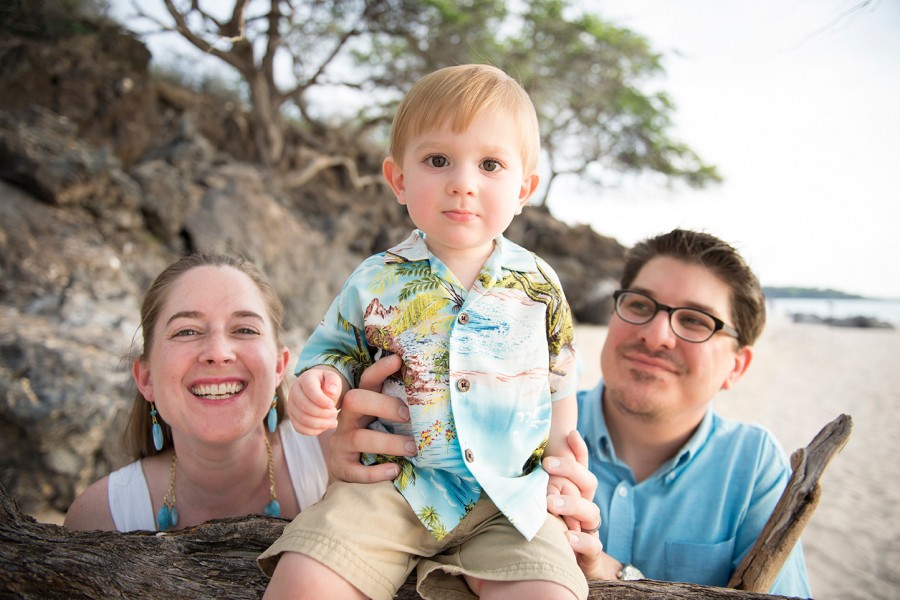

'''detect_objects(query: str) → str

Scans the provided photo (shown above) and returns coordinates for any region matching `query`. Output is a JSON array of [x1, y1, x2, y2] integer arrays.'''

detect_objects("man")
[[319, 229, 811, 597]]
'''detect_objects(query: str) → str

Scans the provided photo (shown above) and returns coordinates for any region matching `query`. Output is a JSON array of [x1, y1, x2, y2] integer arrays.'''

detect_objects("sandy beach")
[[575, 318, 900, 600]]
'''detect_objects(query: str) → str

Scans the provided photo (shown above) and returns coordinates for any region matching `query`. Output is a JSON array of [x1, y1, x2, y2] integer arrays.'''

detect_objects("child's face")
[[383, 110, 539, 263]]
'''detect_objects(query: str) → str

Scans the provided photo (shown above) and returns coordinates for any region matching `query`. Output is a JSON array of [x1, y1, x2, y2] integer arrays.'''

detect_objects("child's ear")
[[383, 157, 406, 204], [516, 173, 540, 214]]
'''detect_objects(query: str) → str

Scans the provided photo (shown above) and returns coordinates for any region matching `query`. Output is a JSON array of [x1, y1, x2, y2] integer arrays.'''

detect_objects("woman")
[[65, 254, 327, 531]]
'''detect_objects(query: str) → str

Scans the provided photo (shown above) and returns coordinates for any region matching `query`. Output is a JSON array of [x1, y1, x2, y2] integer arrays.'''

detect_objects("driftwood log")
[[729, 414, 853, 592], [0, 414, 852, 599], [0, 484, 794, 599]]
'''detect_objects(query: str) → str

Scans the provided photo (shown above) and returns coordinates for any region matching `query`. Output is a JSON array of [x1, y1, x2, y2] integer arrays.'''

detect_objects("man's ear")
[[721, 345, 753, 390], [383, 157, 406, 204], [516, 173, 540, 214]]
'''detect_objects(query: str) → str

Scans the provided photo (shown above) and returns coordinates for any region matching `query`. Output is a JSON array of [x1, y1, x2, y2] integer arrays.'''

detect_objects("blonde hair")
[[389, 64, 540, 173], [124, 254, 288, 459]]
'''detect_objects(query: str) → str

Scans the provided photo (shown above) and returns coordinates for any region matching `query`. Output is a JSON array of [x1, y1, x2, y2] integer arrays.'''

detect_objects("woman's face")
[[133, 266, 289, 445]]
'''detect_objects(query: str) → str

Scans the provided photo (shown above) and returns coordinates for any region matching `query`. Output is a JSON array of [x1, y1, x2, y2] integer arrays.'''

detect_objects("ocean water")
[[767, 297, 900, 325]]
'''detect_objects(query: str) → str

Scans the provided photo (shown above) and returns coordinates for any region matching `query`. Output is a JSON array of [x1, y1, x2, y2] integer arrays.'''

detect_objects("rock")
[[0, 26, 158, 168], [506, 209, 624, 323]]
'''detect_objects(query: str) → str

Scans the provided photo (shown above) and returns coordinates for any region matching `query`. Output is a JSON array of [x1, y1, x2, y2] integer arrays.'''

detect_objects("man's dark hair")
[[621, 229, 766, 346]]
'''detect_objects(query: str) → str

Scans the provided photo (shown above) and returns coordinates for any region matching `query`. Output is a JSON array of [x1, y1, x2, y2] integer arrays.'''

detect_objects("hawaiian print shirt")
[[297, 229, 577, 541]]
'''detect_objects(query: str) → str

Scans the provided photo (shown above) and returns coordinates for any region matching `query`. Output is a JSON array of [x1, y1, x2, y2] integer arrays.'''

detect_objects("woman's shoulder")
[[63, 474, 115, 531]]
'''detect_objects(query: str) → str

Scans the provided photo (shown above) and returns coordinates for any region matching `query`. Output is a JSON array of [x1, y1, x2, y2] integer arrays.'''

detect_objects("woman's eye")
[[427, 155, 448, 168], [481, 159, 501, 172], [235, 327, 260, 335], [173, 329, 199, 338]]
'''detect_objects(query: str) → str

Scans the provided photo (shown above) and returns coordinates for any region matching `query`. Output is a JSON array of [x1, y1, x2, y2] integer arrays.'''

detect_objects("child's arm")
[[287, 365, 350, 436], [546, 394, 580, 529], [546, 394, 577, 464]]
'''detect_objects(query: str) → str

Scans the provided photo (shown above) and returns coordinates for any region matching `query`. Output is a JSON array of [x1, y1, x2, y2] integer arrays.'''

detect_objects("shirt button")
[[458, 312, 470, 325], [464, 448, 475, 462], [617, 486, 628, 497], [456, 378, 471, 392]]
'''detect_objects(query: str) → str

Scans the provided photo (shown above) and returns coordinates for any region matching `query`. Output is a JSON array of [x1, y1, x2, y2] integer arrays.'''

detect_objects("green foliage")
[[352, 0, 721, 204], [121, 0, 720, 201]]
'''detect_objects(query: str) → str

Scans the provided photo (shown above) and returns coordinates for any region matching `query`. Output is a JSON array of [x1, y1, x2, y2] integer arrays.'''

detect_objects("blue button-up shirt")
[[298, 230, 577, 541], [577, 382, 811, 597]]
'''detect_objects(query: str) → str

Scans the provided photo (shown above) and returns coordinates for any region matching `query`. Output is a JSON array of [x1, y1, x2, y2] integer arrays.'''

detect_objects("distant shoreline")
[[763, 286, 871, 301], [766, 297, 900, 328]]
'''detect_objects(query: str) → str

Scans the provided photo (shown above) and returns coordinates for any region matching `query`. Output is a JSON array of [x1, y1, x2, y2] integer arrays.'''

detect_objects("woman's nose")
[[199, 332, 235, 364]]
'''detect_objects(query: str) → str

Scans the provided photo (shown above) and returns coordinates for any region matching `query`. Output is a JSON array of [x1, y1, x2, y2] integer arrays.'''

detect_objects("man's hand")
[[327, 354, 416, 483], [544, 430, 621, 580]]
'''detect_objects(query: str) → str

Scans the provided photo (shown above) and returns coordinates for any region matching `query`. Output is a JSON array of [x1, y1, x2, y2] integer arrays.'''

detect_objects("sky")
[[110, 0, 900, 299], [548, 0, 900, 298]]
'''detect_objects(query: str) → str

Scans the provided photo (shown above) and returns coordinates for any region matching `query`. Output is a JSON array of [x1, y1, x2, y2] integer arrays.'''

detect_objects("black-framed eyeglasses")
[[612, 289, 740, 343]]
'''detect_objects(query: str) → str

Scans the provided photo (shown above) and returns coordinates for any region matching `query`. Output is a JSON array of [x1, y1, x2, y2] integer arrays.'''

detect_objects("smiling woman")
[[63, 254, 328, 532]]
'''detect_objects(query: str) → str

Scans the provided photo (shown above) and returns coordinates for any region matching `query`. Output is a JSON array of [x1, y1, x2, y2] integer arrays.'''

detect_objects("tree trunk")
[[0, 482, 801, 600]]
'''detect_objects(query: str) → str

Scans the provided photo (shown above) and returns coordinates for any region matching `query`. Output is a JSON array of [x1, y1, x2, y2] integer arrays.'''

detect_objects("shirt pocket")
[[663, 536, 735, 586]]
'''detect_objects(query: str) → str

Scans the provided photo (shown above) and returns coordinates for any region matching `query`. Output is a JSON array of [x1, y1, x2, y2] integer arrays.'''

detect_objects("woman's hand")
[[543, 430, 621, 580], [326, 354, 416, 483]]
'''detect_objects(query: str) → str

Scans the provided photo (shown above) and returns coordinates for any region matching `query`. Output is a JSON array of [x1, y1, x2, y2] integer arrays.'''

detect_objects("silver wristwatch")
[[616, 564, 645, 581]]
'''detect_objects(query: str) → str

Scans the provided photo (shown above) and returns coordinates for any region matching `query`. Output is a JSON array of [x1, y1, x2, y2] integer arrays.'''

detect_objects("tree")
[[123, 0, 720, 201], [511, 1, 722, 205], [354, 0, 721, 206]]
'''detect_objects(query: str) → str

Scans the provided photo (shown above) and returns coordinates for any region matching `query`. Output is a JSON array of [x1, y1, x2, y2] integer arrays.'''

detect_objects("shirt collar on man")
[[578, 381, 715, 484], [656, 408, 714, 483]]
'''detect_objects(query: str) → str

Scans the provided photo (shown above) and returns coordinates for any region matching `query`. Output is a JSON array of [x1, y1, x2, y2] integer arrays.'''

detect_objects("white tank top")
[[108, 420, 327, 532]]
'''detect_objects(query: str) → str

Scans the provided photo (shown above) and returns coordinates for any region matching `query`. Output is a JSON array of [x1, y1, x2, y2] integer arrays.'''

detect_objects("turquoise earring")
[[150, 402, 164, 451], [267, 394, 278, 433]]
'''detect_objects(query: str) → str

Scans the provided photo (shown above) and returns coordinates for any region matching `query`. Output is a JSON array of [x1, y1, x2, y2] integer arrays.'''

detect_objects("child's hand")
[[287, 367, 343, 436]]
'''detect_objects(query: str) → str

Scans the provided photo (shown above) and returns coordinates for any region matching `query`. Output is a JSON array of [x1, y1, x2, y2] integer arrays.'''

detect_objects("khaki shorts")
[[258, 481, 587, 600]]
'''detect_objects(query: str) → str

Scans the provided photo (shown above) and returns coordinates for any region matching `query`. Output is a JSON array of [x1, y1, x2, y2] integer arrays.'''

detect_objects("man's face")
[[600, 256, 752, 426]]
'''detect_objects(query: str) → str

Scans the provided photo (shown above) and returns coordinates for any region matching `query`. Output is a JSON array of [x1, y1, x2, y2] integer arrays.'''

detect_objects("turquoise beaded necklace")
[[156, 432, 281, 531]]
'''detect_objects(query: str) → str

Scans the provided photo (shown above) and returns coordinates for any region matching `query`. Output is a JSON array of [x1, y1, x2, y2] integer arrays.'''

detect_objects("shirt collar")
[[654, 407, 714, 481], [384, 229, 538, 276]]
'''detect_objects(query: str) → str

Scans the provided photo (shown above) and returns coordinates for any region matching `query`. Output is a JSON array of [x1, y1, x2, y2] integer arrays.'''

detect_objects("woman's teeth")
[[191, 382, 244, 399]]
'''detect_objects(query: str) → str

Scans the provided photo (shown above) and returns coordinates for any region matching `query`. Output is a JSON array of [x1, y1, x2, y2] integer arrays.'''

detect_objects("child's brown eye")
[[428, 156, 448, 168]]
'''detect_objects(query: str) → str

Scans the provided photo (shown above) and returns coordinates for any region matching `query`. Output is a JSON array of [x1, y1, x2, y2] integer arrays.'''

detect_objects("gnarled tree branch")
[[0, 481, 801, 599]]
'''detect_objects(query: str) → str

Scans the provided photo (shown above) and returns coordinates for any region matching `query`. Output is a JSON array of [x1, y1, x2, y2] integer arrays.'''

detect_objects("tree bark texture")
[[0, 481, 803, 599], [729, 413, 853, 592]]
